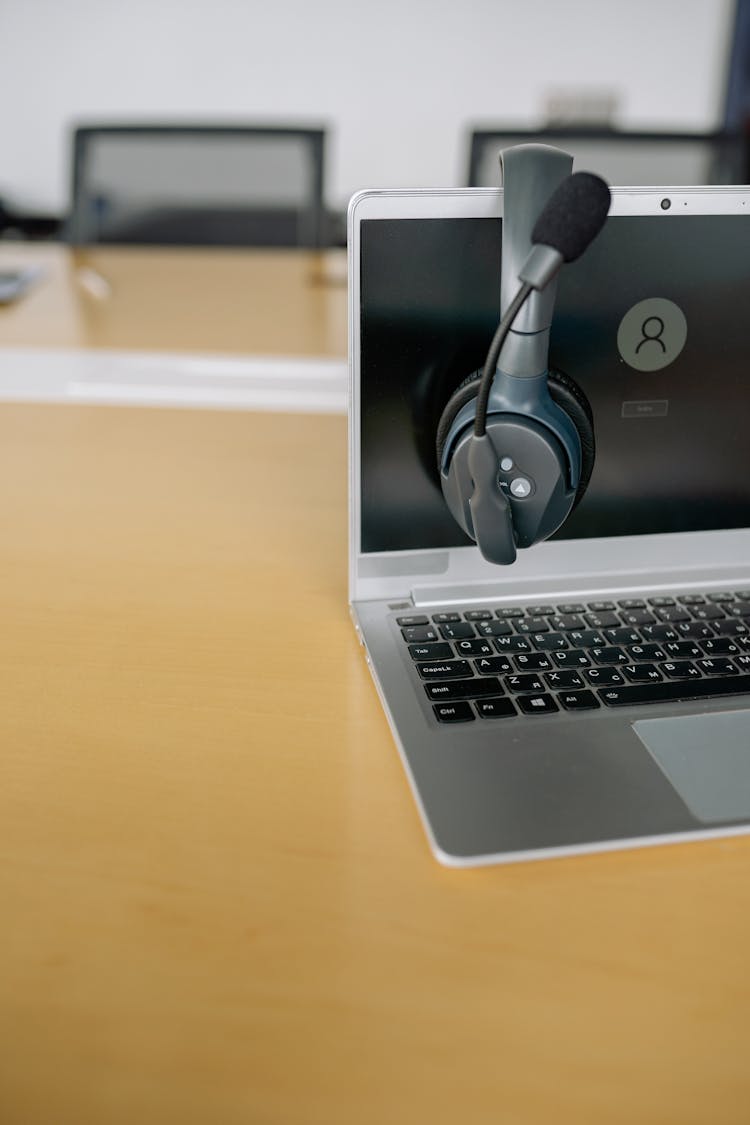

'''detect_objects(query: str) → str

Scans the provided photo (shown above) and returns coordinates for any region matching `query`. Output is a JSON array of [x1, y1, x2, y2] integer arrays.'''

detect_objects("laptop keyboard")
[[397, 590, 750, 722]]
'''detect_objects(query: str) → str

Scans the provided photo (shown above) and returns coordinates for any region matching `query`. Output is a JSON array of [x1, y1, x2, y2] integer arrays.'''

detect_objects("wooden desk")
[[1, 400, 750, 1125], [0, 242, 347, 356]]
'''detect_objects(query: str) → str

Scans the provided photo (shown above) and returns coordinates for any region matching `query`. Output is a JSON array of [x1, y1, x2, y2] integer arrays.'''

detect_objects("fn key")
[[433, 701, 475, 723]]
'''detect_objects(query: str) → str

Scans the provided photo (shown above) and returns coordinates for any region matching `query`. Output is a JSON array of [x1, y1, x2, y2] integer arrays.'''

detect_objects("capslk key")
[[417, 660, 472, 679]]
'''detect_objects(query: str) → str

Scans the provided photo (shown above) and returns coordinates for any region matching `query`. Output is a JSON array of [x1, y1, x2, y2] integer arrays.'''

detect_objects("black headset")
[[437, 144, 610, 565]]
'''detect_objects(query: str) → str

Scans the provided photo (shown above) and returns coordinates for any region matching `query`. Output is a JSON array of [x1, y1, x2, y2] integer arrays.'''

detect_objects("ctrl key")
[[433, 701, 475, 723]]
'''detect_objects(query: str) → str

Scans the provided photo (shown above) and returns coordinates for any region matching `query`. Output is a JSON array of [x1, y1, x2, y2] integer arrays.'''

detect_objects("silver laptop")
[[347, 181, 750, 867]]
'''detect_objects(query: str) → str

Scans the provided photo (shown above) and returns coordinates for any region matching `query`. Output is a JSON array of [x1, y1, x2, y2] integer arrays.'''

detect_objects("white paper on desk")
[[0, 348, 348, 413]]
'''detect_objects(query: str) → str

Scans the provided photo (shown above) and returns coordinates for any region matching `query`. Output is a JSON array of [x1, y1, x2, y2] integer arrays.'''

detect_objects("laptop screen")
[[359, 214, 750, 555]]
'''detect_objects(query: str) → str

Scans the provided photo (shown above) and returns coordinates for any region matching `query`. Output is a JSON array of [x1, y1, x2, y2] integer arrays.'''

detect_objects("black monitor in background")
[[466, 127, 749, 189], [66, 124, 328, 248]]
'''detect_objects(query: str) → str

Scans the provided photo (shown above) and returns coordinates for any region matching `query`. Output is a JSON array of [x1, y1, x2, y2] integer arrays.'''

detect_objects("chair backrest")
[[466, 127, 749, 189], [67, 124, 327, 247]]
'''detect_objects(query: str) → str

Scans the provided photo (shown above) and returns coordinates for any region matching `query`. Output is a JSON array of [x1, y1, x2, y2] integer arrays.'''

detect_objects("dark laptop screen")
[[359, 214, 750, 554]]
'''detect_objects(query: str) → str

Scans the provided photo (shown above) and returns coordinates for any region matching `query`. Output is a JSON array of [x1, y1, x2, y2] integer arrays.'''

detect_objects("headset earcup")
[[436, 368, 595, 511], [546, 368, 595, 509], [435, 373, 482, 469]]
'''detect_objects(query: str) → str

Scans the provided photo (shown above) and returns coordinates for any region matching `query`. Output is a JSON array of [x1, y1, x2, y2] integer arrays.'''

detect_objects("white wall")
[[0, 0, 736, 213]]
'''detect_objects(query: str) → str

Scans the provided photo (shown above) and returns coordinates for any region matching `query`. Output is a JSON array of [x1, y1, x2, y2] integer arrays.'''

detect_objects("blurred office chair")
[[724, 0, 750, 135], [466, 127, 749, 187], [0, 192, 61, 241], [67, 124, 327, 247]]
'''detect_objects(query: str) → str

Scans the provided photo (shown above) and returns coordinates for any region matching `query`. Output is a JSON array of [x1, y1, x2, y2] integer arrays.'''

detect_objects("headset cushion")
[[436, 369, 595, 510]]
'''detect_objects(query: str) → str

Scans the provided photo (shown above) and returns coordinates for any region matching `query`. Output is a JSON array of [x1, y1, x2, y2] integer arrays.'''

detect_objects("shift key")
[[424, 677, 502, 700]]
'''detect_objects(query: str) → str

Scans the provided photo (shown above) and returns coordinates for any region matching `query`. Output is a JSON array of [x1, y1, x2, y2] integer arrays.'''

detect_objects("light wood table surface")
[[1, 246, 750, 1125], [0, 242, 347, 355]]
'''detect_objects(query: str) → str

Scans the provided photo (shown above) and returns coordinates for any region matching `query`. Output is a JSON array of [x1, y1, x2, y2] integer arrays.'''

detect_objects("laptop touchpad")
[[633, 710, 750, 823]]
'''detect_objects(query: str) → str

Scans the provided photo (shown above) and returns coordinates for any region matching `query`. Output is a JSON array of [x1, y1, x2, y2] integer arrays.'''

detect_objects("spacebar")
[[598, 674, 750, 707]]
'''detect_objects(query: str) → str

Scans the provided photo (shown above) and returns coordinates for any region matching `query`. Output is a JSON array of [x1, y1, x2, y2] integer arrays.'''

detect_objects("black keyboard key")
[[603, 626, 641, 645], [552, 648, 590, 667], [598, 674, 750, 707], [707, 592, 735, 602], [506, 673, 546, 694], [696, 658, 737, 676], [620, 609, 657, 626], [432, 611, 461, 623], [440, 622, 475, 640], [568, 629, 606, 648], [476, 619, 514, 637], [493, 635, 531, 653], [517, 693, 559, 715], [408, 642, 453, 661], [556, 603, 586, 614], [660, 660, 702, 680], [584, 667, 625, 686], [558, 690, 600, 711], [648, 595, 676, 606], [475, 655, 513, 675], [416, 660, 472, 680], [526, 604, 556, 616], [476, 697, 517, 719], [677, 594, 705, 605], [433, 701, 475, 723], [515, 617, 550, 634], [544, 669, 585, 689], [700, 638, 739, 656], [653, 606, 691, 623], [662, 641, 702, 660], [714, 619, 749, 636], [587, 601, 616, 611], [424, 677, 502, 701], [627, 643, 666, 662], [454, 638, 494, 657], [530, 632, 569, 652], [401, 624, 438, 643], [622, 663, 663, 682], [641, 624, 680, 643], [397, 614, 428, 627], [464, 609, 492, 621], [514, 652, 553, 672], [691, 605, 726, 621], [496, 606, 525, 618], [674, 621, 716, 640], [585, 611, 620, 628], [549, 614, 586, 631], [590, 646, 628, 665]]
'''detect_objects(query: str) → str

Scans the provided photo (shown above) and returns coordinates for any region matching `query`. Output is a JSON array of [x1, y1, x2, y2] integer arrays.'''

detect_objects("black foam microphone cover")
[[531, 172, 611, 263]]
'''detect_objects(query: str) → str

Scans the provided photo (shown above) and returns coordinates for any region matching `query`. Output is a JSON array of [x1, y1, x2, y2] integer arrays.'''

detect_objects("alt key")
[[558, 690, 600, 711]]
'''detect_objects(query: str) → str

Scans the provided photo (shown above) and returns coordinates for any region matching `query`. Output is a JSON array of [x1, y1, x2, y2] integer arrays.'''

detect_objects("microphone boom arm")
[[497, 144, 574, 378]]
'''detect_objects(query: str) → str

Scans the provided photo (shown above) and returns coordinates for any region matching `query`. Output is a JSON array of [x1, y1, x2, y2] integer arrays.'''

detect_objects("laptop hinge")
[[409, 564, 750, 608]]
